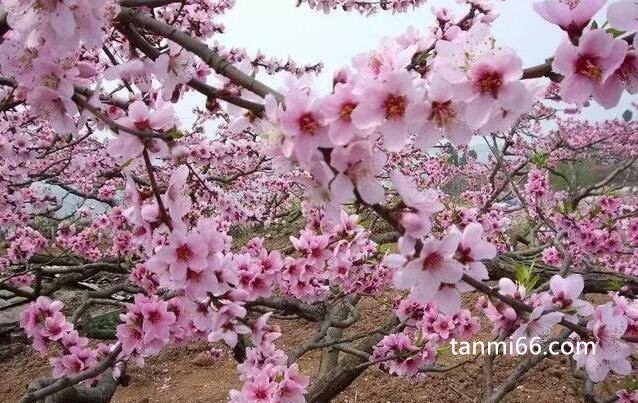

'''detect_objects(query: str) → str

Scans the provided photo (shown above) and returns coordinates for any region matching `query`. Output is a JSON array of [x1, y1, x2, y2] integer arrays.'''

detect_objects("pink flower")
[[251, 312, 282, 347], [597, 45, 638, 107], [209, 302, 250, 348], [290, 230, 331, 264], [151, 230, 209, 288], [27, 86, 78, 136], [318, 82, 362, 145], [616, 389, 638, 403], [226, 90, 264, 134], [525, 167, 550, 200], [108, 100, 174, 161], [576, 303, 632, 381], [330, 142, 386, 205], [407, 77, 471, 147], [119, 100, 175, 132], [391, 170, 443, 240], [51, 346, 98, 378], [140, 298, 176, 344], [276, 364, 309, 403], [3, 0, 105, 51], [183, 264, 220, 300], [541, 246, 562, 266], [162, 165, 192, 230], [60, 330, 88, 350], [452, 222, 497, 288], [433, 316, 456, 340], [498, 277, 526, 300], [243, 373, 277, 402], [279, 86, 330, 163], [590, 303, 629, 360], [40, 312, 71, 341], [584, 352, 633, 382], [117, 295, 177, 356], [453, 50, 529, 130], [372, 333, 424, 377], [510, 307, 564, 348], [104, 59, 153, 92], [549, 274, 593, 322], [552, 29, 628, 106], [153, 44, 198, 100], [19, 296, 68, 355], [299, 159, 340, 218], [607, 0, 638, 32], [534, 0, 606, 39], [351, 71, 421, 151], [20, 296, 63, 334], [393, 231, 463, 307], [453, 310, 481, 340]]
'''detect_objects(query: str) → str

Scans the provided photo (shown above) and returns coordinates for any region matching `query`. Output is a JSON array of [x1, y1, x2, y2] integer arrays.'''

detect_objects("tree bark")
[[485, 258, 638, 295], [27, 369, 120, 403]]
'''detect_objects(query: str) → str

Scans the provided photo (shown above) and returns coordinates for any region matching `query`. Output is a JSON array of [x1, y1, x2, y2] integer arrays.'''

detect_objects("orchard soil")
[[0, 295, 627, 403]]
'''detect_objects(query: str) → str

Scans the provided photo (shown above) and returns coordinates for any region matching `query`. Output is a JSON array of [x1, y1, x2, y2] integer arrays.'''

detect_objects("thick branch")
[[19, 344, 123, 403], [29, 368, 120, 403], [486, 258, 638, 295]]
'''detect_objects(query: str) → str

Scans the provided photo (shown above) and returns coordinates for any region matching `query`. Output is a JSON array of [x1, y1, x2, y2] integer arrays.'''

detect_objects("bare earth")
[[0, 297, 626, 403]]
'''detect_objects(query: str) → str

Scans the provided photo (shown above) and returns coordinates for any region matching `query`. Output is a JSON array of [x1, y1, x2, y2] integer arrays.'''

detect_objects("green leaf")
[[436, 344, 450, 353], [556, 200, 574, 215], [513, 260, 540, 292], [608, 278, 624, 292], [167, 127, 184, 140], [531, 152, 549, 167], [606, 27, 624, 37], [623, 376, 638, 391]]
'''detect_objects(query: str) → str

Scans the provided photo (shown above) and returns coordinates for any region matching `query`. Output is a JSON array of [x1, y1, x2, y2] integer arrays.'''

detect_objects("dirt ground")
[[0, 296, 629, 403]]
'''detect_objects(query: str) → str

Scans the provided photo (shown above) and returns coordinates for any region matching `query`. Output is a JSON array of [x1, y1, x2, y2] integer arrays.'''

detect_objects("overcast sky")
[[177, 0, 633, 125]]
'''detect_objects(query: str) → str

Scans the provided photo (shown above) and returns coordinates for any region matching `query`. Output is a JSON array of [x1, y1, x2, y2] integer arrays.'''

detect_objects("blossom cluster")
[[229, 313, 309, 403], [20, 297, 115, 381], [371, 298, 481, 377]]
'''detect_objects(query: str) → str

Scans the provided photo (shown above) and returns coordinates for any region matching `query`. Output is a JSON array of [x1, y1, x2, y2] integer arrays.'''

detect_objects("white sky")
[[178, 0, 634, 125], [219, 0, 559, 77]]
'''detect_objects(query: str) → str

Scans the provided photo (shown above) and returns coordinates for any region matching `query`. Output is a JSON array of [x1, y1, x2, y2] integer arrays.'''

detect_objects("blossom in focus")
[[552, 29, 628, 107], [548, 274, 593, 322], [453, 50, 528, 129], [279, 86, 330, 163], [393, 230, 463, 311], [407, 77, 471, 147], [534, 0, 606, 39], [351, 71, 422, 151], [319, 81, 362, 145], [150, 230, 209, 287], [452, 222, 497, 289]]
